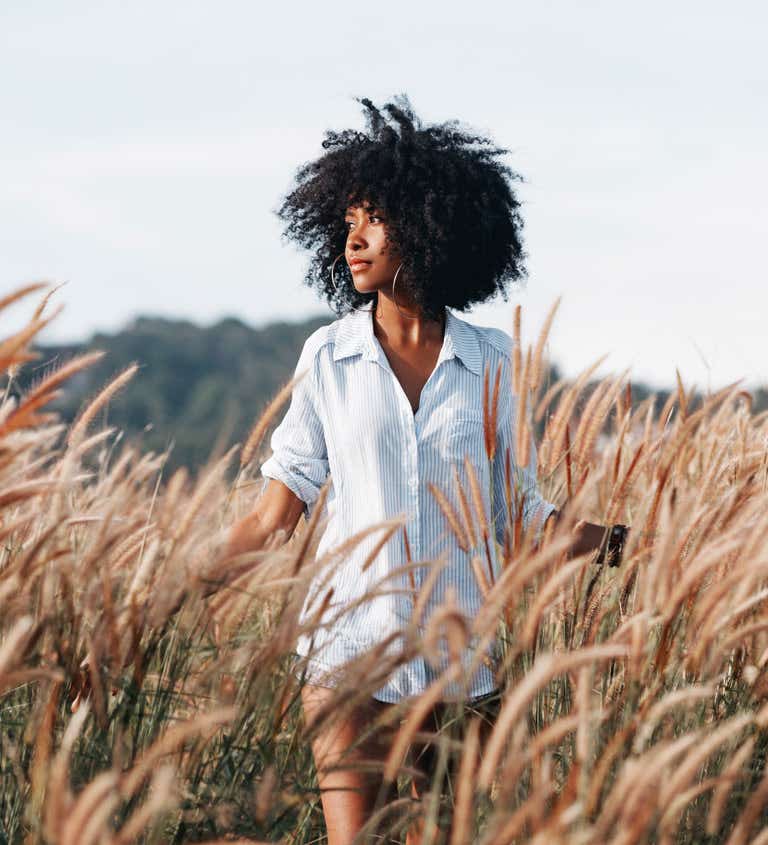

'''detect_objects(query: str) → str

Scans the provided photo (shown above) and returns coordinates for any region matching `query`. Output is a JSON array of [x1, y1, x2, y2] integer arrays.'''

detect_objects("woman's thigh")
[[299, 678, 501, 789], [299, 682, 401, 843], [295, 654, 501, 841]]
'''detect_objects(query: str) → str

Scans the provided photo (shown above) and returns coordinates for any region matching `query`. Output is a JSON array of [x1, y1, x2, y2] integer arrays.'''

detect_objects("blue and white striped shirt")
[[260, 302, 556, 702]]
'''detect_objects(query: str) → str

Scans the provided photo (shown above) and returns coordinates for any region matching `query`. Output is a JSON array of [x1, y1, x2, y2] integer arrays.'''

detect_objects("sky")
[[1, 1, 766, 392]]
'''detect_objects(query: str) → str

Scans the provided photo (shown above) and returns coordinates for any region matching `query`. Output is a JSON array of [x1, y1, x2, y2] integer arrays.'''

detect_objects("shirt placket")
[[405, 410, 421, 587], [367, 333, 452, 622]]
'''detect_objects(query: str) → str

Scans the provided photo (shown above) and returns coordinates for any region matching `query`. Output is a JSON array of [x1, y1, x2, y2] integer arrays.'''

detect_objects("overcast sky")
[[2, 1, 766, 392]]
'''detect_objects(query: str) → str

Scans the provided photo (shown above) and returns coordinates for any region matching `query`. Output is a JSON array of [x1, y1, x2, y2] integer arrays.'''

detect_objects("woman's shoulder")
[[463, 318, 518, 362], [297, 313, 349, 368]]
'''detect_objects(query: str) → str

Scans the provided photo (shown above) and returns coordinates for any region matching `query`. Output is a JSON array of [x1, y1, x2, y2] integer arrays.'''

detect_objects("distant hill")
[[16, 313, 332, 478], [10, 313, 767, 481]]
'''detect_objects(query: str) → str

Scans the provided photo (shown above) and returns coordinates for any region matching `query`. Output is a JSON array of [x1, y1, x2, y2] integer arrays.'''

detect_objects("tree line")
[[11, 312, 766, 481]]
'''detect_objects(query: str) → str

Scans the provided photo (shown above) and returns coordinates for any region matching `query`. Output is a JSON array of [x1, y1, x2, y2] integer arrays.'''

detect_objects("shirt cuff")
[[525, 500, 558, 544], [260, 455, 322, 518]]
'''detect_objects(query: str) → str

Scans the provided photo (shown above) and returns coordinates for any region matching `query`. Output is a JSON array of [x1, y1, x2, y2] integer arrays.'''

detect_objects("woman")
[[225, 95, 628, 844]]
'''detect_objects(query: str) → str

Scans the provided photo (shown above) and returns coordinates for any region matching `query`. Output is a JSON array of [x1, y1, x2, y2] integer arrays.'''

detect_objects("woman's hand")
[[545, 509, 630, 566]]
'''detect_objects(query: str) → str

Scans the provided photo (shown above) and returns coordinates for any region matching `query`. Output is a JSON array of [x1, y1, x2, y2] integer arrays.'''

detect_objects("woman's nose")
[[347, 220, 368, 246]]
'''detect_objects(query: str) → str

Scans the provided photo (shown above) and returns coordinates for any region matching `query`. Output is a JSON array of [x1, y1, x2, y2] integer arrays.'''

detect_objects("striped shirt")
[[260, 302, 556, 703]]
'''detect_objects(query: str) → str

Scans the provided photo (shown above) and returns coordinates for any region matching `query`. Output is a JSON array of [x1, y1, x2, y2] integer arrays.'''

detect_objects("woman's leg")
[[403, 700, 451, 845], [405, 689, 501, 845], [300, 681, 400, 845], [298, 675, 501, 845]]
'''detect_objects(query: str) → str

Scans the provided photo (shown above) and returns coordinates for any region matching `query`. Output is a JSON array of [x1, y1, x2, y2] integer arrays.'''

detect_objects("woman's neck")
[[371, 291, 445, 348]]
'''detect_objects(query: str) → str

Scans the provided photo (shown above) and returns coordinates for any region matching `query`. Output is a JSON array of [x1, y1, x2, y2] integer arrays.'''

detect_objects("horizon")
[[18, 297, 764, 396]]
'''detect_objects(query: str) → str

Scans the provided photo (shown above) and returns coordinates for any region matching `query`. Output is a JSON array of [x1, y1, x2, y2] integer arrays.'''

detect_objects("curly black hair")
[[275, 94, 528, 322]]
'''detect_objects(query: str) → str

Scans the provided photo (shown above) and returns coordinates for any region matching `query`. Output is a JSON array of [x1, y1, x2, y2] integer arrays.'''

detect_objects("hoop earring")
[[392, 263, 419, 320], [331, 253, 374, 313]]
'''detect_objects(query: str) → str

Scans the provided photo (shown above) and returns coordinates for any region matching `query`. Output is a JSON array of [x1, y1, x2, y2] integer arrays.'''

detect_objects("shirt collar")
[[332, 302, 483, 376]]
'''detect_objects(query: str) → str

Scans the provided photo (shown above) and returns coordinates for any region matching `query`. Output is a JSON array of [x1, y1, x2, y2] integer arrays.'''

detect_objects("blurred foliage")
[[14, 313, 333, 479]]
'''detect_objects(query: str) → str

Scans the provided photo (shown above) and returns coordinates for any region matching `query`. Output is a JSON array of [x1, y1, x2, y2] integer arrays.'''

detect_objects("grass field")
[[2, 283, 768, 844]]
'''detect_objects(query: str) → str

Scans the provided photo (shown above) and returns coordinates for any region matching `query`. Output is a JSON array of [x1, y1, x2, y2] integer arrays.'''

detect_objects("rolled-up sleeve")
[[260, 335, 329, 518], [491, 390, 557, 546]]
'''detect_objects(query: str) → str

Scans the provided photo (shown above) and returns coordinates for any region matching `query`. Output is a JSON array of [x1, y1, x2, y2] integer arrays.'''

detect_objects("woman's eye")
[[344, 215, 383, 230]]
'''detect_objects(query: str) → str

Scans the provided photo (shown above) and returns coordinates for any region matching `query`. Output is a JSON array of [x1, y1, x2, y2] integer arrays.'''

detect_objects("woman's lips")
[[349, 260, 371, 272]]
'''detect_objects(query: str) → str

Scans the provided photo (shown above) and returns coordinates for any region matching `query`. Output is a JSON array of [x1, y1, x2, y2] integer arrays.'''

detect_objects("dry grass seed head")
[[452, 464, 478, 549], [529, 297, 561, 395], [450, 714, 481, 845], [427, 480, 469, 551], [541, 353, 609, 476], [463, 456, 489, 540], [67, 363, 139, 447], [574, 373, 630, 468], [477, 645, 628, 789], [0, 304, 63, 372], [240, 368, 307, 468], [515, 347, 532, 469]]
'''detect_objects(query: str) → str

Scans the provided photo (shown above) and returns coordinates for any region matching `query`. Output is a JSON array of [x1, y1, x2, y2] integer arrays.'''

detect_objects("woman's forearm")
[[224, 511, 285, 559], [202, 512, 291, 596]]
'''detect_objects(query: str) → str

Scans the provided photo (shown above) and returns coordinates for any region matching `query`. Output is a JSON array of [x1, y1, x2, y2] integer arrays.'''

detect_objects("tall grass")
[[1, 283, 767, 844]]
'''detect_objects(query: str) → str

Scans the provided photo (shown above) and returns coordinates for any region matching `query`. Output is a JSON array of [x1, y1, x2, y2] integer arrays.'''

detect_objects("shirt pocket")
[[444, 411, 489, 478]]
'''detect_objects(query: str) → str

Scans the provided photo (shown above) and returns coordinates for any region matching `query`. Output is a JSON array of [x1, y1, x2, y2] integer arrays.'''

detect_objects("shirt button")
[[409, 478, 418, 490]]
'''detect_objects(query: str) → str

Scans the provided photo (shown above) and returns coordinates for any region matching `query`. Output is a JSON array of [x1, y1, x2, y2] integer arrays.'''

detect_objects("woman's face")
[[344, 202, 402, 297]]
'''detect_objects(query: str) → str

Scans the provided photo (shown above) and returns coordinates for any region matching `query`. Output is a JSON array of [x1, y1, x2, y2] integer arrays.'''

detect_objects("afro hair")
[[275, 94, 528, 321]]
